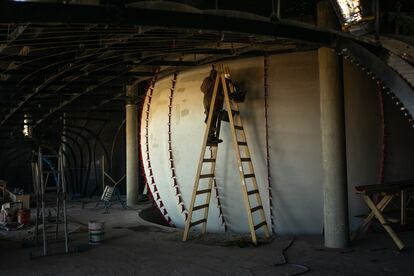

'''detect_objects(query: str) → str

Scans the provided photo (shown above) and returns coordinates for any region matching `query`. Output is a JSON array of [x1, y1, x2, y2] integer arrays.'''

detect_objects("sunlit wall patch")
[[22, 113, 32, 138]]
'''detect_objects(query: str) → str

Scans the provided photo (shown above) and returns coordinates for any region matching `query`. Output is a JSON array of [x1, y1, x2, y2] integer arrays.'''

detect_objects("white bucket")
[[88, 221, 105, 245]]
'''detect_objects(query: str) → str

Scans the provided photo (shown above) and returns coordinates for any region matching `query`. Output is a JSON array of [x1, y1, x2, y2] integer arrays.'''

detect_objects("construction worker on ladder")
[[183, 65, 269, 244], [200, 68, 223, 145], [200, 67, 247, 145]]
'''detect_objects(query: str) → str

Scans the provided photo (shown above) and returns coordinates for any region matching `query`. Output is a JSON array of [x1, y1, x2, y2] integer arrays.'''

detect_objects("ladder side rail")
[[226, 67, 270, 238], [201, 146, 218, 235], [220, 71, 258, 244], [183, 72, 221, 241], [231, 99, 270, 238], [38, 146, 47, 256], [60, 148, 69, 253]]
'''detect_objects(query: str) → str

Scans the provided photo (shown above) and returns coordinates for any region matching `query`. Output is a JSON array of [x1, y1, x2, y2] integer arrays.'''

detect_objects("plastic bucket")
[[17, 209, 31, 226], [88, 221, 105, 245]]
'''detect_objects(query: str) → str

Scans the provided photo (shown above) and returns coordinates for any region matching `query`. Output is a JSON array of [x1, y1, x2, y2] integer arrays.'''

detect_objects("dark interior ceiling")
[[0, 0, 413, 147]]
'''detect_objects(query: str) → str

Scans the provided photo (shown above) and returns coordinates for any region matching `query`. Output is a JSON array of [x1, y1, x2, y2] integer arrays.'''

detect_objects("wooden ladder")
[[182, 65, 270, 245], [33, 146, 69, 257]]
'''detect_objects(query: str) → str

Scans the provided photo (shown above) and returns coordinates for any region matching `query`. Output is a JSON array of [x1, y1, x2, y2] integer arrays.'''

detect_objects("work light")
[[331, 0, 374, 35], [334, 0, 364, 26]]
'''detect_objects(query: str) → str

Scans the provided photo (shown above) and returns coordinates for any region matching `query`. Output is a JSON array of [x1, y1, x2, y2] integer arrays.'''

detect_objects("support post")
[[317, 0, 349, 249], [374, 0, 380, 41], [126, 85, 139, 206]]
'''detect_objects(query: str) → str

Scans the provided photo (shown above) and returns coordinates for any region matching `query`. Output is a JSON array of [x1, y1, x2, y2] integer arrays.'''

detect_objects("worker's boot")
[[207, 135, 223, 146]]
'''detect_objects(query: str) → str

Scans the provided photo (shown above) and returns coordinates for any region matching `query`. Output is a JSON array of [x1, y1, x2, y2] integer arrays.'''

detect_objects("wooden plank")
[[199, 174, 214, 179], [190, 219, 207, 227], [247, 189, 259, 195], [196, 189, 211, 195], [251, 205, 263, 213], [254, 221, 267, 230], [355, 181, 414, 195], [193, 204, 209, 211], [202, 158, 215, 163]]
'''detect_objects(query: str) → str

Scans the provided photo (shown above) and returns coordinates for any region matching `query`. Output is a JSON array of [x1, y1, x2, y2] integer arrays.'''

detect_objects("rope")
[[167, 68, 189, 221], [141, 67, 174, 227], [264, 56, 276, 234]]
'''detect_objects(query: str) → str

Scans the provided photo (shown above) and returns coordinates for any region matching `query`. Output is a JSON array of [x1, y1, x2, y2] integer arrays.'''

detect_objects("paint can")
[[17, 209, 31, 226], [88, 221, 105, 245]]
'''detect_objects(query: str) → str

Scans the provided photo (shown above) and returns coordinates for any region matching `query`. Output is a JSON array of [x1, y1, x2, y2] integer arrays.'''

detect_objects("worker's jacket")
[[200, 71, 223, 114]]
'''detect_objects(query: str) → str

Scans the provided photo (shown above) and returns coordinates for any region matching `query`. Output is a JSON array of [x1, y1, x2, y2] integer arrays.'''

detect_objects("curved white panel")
[[141, 52, 367, 234]]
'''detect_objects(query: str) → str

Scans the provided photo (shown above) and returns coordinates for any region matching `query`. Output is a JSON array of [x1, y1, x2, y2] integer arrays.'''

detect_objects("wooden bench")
[[353, 180, 414, 250]]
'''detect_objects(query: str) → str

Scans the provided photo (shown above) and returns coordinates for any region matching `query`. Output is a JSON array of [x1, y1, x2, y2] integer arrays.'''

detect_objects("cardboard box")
[[8, 193, 30, 209]]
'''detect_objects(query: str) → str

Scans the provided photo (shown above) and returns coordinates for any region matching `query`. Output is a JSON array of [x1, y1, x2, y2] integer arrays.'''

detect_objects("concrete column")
[[317, 1, 349, 248], [126, 86, 139, 206]]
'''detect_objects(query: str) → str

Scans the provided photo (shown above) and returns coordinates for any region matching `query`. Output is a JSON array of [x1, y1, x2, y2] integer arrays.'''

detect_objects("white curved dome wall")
[[141, 51, 372, 235]]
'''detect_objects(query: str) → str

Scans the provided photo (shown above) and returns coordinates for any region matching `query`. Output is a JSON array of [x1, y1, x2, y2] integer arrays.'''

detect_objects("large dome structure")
[[141, 52, 359, 234]]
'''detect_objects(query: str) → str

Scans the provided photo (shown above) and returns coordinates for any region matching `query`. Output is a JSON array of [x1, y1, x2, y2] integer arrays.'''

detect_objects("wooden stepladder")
[[33, 146, 69, 257], [182, 65, 270, 245]]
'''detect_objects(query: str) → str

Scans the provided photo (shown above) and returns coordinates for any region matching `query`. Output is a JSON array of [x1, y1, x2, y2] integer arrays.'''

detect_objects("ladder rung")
[[238, 142, 248, 146], [251, 206, 263, 213], [254, 221, 267, 230], [240, 158, 251, 162], [231, 109, 240, 115], [244, 174, 255, 179], [42, 230, 67, 234], [234, 125, 243, 130], [193, 204, 209, 211], [202, 158, 216, 163], [247, 189, 259, 195], [199, 174, 214, 179], [196, 189, 211, 195], [190, 219, 207, 227]]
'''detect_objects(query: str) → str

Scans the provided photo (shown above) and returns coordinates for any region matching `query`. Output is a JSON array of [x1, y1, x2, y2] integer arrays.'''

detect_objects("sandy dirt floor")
[[0, 201, 413, 275]]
